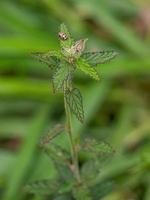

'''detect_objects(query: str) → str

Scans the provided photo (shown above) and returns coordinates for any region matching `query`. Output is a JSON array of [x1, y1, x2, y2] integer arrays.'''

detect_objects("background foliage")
[[0, 0, 150, 200]]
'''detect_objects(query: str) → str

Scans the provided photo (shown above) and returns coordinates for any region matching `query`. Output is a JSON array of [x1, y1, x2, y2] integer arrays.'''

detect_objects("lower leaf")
[[40, 124, 65, 147], [24, 178, 60, 195]]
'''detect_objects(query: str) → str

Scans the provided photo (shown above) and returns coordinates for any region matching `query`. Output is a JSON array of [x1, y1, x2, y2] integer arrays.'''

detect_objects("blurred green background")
[[0, 0, 150, 200]]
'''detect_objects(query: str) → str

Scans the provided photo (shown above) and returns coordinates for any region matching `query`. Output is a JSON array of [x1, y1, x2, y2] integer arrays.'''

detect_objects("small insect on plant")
[[25, 24, 118, 200]]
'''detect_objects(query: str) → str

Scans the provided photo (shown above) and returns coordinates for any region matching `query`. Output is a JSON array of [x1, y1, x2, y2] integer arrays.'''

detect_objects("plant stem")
[[64, 94, 81, 183]]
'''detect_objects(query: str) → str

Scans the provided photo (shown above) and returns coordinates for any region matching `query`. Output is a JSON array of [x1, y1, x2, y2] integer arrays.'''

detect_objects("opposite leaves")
[[65, 88, 84, 123], [81, 50, 118, 66]]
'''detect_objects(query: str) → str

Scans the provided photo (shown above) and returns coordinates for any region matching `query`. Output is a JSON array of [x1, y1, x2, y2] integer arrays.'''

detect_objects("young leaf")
[[65, 88, 84, 123], [24, 178, 60, 195], [59, 23, 73, 49], [39, 124, 65, 147], [70, 38, 88, 58], [76, 58, 100, 81], [52, 61, 70, 92], [81, 50, 118, 66]]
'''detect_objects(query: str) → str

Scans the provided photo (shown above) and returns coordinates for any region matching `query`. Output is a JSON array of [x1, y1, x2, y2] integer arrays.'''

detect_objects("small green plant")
[[25, 24, 117, 200]]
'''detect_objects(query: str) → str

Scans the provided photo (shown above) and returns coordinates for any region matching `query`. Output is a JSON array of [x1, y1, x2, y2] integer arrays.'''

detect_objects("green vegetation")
[[0, 0, 150, 200], [23, 23, 117, 199]]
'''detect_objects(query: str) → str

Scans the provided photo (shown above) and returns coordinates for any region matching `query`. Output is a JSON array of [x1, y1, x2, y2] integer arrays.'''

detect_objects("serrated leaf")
[[25, 179, 73, 197], [59, 23, 73, 49], [25, 179, 60, 195], [81, 50, 118, 66], [81, 138, 113, 156], [31, 51, 62, 69], [65, 88, 84, 123], [52, 61, 70, 92], [40, 124, 65, 147], [76, 58, 100, 81]]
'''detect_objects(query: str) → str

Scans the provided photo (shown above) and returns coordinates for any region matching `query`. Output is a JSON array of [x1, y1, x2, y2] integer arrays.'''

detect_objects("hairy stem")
[[64, 92, 81, 183]]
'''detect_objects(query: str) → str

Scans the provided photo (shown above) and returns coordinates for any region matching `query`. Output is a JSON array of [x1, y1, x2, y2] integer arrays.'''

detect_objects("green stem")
[[64, 93, 81, 183]]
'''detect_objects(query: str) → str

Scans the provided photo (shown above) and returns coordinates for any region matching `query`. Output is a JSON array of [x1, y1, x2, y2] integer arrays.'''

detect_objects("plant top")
[[32, 23, 118, 123]]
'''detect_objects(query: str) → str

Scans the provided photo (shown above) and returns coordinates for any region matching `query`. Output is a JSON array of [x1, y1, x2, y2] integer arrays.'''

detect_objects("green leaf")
[[25, 178, 73, 197], [81, 50, 118, 66], [65, 88, 84, 123], [59, 23, 73, 49], [76, 58, 100, 81], [31, 51, 62, 69], [52, 61, 70, 92], [39, 124, 65, 147], [81, 138, 113, 156], [24, 178, 60, 195], [44, 143, 70, 164]]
